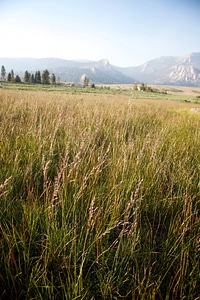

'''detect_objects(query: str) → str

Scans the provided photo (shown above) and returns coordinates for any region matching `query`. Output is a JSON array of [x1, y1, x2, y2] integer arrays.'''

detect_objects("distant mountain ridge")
[[0, 57, 133, 84], [0, 52, 200, 86], [120, 52, 200, 86]]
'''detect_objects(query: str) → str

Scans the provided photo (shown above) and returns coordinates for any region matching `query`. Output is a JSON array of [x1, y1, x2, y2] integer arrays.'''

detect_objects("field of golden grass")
[[0, 88, 200, 299], [107, 83, 200, 96]]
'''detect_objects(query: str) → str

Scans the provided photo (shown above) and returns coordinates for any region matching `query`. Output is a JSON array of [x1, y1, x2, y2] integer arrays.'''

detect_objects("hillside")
[[0, 58, 133, 84], [120, 52, 200, 86], [1, 52, 200, 86]]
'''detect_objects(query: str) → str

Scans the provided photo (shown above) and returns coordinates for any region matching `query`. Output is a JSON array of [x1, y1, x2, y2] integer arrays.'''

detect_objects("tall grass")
[[0, 89, 200, 299]]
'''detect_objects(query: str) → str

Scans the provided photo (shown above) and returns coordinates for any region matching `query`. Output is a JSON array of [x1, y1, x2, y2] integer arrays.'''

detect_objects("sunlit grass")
[[0, 89, 200, 299]]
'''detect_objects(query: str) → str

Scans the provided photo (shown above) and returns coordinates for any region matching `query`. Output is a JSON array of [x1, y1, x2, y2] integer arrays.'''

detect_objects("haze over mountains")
[[120, 52, 200, 87], [1, 52, 200, 86]]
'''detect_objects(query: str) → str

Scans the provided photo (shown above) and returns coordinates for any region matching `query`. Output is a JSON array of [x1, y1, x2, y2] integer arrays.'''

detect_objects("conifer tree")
[[24, 71, 30, 83], [84, 76, 89, 86], [1, 65, 6, 80], [15, 75, 21, 83], [7, 72, 11, 82], [51, 73, 56, 84], [35, 71, 41, 83], [11, 70, 15, 82], [31, 74, 35, 83], [41, 69, 50, 84]]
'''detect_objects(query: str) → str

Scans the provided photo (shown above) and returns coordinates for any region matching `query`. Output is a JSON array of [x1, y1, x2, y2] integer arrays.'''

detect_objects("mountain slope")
[[0, 58, 133, 84], [119, 52, 200, 86], [0, 53, 200, 86]]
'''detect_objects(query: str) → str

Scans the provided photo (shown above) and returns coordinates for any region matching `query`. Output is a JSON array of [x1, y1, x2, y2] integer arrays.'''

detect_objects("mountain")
[[119, 52, 200, 86], [0, 57, 133, 84], [1, 53, 200, 86]]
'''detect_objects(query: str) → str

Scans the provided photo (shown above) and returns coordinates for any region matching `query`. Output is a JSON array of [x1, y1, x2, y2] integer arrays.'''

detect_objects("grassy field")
[[0, 87, 200, 299]]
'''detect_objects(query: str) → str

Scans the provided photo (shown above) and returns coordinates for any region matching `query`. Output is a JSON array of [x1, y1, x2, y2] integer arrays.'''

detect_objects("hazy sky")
[[1, 0, 200, 66]]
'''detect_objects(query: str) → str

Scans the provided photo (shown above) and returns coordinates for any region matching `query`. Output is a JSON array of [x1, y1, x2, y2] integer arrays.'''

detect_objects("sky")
[[0, 0, 200, 67]]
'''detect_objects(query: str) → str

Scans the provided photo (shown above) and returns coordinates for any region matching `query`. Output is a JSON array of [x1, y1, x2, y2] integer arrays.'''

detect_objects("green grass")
[[1, 82, 130, 96], [0, 89, 200, 299], [2, 81, 200, 104]]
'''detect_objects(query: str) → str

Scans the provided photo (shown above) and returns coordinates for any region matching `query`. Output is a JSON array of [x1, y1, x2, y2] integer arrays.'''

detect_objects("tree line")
[[1, 65, 56, 84], [133, 82, 153, 92]]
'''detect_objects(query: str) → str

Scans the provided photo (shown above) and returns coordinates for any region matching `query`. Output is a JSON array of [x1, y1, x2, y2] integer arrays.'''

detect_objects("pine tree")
[[11, 70, 15, 82], [24, 71, 30, 83], [35, 71, 41, 83], [15, 75, 21, 83], [1, 65, 6, 80], [31, 74, 35, 83], [7, 73, 11, 82], [51, 73, 56, 84], [41, 69, 50, 84], [84, 76, 89, 86]]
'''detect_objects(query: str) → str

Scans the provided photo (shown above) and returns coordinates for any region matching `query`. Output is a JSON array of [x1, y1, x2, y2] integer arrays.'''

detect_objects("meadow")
[[0, 86, 200, 299]]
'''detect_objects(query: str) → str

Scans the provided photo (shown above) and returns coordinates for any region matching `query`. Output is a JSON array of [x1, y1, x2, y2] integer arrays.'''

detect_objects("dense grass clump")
[[0, 89, 200, 299]]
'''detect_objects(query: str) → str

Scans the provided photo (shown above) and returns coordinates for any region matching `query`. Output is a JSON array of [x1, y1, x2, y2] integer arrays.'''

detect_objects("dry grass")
[[0, 88, 200, 299], [108, 83, 200, 97]]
